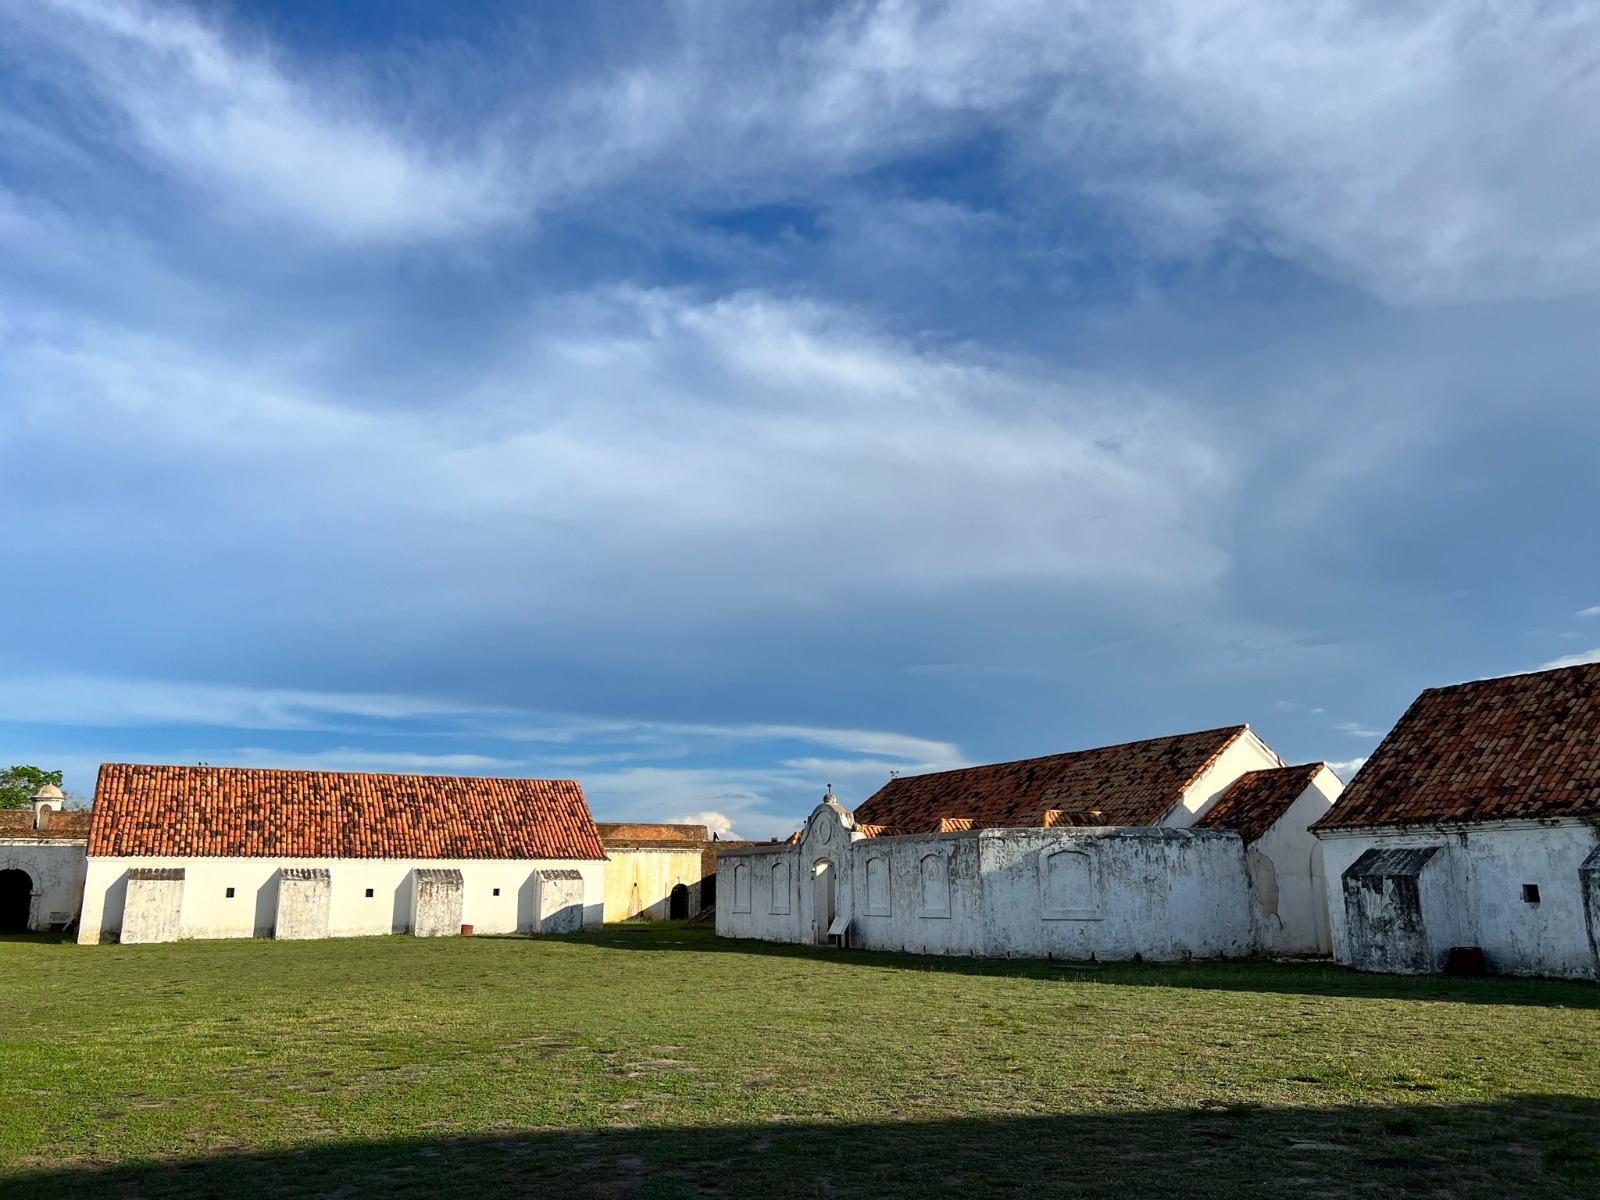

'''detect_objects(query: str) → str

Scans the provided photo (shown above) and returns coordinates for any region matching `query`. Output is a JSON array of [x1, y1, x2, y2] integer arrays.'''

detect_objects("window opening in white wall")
[[493, 888, 501, 896], [365, 888, 375, 898], [1522, 883, 1541, 904], [225, 887, 235, 898]]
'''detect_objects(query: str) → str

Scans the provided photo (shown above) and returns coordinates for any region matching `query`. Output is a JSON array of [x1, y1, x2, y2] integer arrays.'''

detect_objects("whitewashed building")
[[599, 823, 713, 921], [76, 764, 608, 944], [596, 822, 771, 922], [1314, 662, 1600, 980], [0, 787, 90, 932], [718, 726, 1338, 961]]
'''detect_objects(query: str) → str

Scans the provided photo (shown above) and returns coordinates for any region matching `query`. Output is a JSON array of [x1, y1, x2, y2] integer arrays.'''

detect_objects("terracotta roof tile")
[[1193, 763, 1324, 843], [0, 810, 92, 841], [853, 726, 1249, 833], [88, 764, 606, 860], [1313, 663, 1600, 830]]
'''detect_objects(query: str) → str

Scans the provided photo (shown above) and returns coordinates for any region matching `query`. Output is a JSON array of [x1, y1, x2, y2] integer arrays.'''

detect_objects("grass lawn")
[[1, 924, 1597, 1198]]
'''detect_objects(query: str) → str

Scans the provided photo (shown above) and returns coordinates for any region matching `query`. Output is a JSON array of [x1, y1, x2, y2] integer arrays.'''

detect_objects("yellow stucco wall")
[[602, 847, 706, 921]]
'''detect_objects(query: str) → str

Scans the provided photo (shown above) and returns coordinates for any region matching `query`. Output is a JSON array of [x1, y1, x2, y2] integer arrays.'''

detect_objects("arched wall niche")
[[770, 860, 791, 914], [864, 856, 890, 915], [918, 853, 950, 918], [1041, 847, 1103, 921]]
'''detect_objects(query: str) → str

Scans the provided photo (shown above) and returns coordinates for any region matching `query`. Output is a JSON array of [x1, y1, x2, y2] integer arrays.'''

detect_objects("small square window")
[[493, 887, 501, 896], [364, 887, 375, 898], [1522, 883, 1541, 904], [225, 887, 235, 898]]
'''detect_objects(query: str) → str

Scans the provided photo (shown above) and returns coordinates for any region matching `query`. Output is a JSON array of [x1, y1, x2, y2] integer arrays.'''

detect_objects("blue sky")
[[1, 1, 1596, 838]]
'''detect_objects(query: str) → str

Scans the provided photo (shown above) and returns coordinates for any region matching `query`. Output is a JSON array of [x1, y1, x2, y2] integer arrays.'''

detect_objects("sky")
[[0, 0, 1596, 838]]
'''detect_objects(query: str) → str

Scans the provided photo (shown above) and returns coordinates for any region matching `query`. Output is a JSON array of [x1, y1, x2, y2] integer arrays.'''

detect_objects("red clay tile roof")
[[852, 726, 1250, 833], [1193, 763, 1324, 843], [88, 764, 606, 860], [1313, 663, 1600, 830], [0, 809, 92, 841]]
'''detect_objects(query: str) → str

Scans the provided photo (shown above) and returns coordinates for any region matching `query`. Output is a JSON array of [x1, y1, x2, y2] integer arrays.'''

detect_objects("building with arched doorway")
[[0, 789, 90, 933], [595, 823, 769, 922]]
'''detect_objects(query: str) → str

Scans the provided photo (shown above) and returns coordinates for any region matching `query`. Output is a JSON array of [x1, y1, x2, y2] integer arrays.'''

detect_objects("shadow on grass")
[[0, 931, 74, 946], [560, 923, 1600, 1009], [5, 1096, 1596, 1200]]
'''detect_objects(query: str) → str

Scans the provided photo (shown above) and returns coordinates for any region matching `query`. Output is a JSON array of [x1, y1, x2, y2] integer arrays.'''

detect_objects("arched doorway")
[[669, 883, 690, 920], [0, 869, 33, 933], [813, 859, 835, 944]]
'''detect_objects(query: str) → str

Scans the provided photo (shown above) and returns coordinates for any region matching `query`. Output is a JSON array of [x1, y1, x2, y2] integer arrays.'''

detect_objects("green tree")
[[0, 765, 63, 810]]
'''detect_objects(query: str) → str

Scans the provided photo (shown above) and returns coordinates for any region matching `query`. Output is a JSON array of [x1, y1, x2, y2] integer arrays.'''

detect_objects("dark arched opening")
[[0, 869, 33, 933], [669, 883, 690, 921]]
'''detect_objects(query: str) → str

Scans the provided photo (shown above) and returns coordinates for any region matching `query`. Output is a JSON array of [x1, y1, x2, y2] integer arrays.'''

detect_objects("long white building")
[[76, 764, 608, 944], [718, 725, 1339, 961]]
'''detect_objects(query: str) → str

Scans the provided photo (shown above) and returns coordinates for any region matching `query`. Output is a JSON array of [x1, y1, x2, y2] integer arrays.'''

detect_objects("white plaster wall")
[[122, 873, 185, 944], [0, 840, 87, 930], [1318, 823, 1600, 979], [76, 856, 605, 943], [603, 848, 704, 921], [1248, 769, 1339, 956], [847, 833, 986, 957], [975, 828, 1252, 961], [411, 871, 465, 937], [718, 820, 1257, 964], [715, 847, 806, 943], [536, 871, 586, 933], [275, 870, 331, 940], [1168, 729, 1284, 826], [1580, 847, 1600, 971]]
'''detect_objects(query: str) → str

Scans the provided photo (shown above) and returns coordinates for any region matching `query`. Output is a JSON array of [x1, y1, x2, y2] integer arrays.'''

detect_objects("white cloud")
[[1071, 1, 1600, 303], [1543, 648, 1600, 669], [666, 810, 740, 839], [0, 287, 1235, 622], [200, 747, 515, 773], [1335, 722, 1381, 738], [1577, 606, 1600, 618], [12, 0, 1593, 298], [9, 0, 512, 241], [645, 0, 1600, 303], [0, 673, 490, 731], [1327, 756, 1367, 781], [0, 671, 958, 838]]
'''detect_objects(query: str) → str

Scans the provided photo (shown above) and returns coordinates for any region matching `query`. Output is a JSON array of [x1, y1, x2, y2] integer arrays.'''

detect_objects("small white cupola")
[[32, 784, 65, 830]]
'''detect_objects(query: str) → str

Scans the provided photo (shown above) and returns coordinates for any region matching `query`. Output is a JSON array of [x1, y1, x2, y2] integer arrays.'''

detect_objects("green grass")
[[2, 924, 1597, 1198]]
